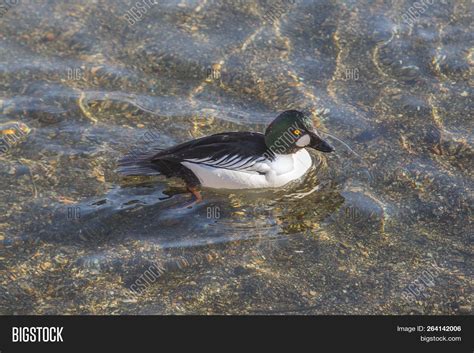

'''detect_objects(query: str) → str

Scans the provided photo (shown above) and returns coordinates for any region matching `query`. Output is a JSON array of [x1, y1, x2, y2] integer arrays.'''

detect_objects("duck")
[[117, 110, 334, 203]]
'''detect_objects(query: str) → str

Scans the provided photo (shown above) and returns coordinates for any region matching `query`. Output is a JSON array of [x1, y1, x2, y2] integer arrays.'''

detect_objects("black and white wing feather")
[[118, 132, 274, 177]]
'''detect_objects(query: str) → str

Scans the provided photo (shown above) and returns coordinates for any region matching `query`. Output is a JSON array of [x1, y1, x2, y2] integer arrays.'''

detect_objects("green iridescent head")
[[264, 110, 334, 155]]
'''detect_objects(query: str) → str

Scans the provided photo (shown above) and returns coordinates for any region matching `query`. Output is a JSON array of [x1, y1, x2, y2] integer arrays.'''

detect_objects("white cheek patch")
[[295, 134, 310, 147]]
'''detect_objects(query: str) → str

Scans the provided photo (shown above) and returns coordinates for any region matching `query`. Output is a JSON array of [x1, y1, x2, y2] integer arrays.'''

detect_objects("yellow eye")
[[293, 129, 301, 136]]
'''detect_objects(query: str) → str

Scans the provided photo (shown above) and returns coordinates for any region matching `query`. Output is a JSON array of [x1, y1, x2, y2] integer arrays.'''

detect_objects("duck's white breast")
[[181, 149, 313, 189]]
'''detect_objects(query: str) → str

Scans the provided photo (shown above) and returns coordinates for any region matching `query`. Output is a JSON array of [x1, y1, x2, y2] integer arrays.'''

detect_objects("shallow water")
[[0, 0, 472, 314]]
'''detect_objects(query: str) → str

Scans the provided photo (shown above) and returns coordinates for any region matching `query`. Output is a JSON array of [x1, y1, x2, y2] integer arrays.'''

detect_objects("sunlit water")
[[0, 0, 472, 314]]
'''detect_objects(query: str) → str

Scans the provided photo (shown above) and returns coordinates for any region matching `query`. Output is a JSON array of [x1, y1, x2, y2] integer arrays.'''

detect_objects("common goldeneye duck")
[[118, 110, 334, 203]]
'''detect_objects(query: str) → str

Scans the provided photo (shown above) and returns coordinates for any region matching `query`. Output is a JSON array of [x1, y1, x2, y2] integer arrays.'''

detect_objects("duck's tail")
[[117, 150, 163, 176]]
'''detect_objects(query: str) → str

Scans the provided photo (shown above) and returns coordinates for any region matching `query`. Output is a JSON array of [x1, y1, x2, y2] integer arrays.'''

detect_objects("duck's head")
[[264, 110, 334, 155]]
